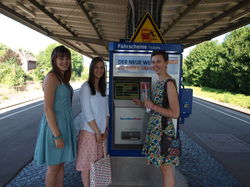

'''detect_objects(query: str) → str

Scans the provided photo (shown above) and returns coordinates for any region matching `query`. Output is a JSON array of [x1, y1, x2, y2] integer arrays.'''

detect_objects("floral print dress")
[[142, 79, 179, 167]]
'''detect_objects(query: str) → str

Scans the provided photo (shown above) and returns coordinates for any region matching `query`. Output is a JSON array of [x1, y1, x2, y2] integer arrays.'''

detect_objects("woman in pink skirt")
[[76, 57, 109, 187]]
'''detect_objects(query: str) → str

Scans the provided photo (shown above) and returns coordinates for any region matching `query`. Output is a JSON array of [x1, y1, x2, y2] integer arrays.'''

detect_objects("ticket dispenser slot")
[[112, 77, 151, 150]]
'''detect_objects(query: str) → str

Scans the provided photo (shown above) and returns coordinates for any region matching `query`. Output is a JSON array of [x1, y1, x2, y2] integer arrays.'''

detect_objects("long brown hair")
[[50, 45, 71, 84], [87, 57, 106, 96]]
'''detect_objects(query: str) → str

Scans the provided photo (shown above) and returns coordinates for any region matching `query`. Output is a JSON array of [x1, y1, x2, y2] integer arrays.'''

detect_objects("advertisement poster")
[[113, 53, 180, 76]]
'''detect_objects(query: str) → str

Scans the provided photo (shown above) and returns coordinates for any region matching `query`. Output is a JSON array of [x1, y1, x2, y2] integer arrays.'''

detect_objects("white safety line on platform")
[[0, 103, 43, 120], [193, 97, 249, 117], [0, 88, 80, 120], [193, 100, 250, 125]]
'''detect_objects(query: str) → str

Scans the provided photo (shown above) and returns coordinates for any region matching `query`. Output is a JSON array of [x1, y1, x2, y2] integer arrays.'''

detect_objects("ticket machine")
[[113, 77, 151, 151], [108, 42, 192, 156]]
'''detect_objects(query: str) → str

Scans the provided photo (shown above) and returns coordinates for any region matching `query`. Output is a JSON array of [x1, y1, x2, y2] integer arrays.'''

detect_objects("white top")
[[79, 82, 109, 133]]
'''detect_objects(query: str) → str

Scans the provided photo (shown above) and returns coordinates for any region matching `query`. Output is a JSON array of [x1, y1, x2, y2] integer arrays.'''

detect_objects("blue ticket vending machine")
[[108, 42, 192, 156]]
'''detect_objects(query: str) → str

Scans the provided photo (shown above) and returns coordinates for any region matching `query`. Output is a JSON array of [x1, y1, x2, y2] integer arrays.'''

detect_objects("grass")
[[183, 84, 250, 109]]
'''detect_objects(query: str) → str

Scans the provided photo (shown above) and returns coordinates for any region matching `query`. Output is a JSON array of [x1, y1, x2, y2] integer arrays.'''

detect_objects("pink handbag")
[[90, 143, 112, 187]]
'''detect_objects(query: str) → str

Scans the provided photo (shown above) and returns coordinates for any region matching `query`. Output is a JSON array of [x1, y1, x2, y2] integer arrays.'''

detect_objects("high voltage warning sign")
[[130, 12, 165, 43]]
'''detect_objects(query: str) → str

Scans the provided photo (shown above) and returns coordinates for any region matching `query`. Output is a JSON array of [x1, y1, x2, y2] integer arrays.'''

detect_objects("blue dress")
[[34, 84, 77, 165]]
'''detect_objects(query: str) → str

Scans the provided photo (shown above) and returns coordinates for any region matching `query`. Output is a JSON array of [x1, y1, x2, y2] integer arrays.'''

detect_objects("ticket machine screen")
[[114, 82, 140, 100]]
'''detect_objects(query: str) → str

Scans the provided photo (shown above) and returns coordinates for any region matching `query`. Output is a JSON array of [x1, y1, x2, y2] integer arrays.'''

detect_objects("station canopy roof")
[[0, 0, 249, 59]]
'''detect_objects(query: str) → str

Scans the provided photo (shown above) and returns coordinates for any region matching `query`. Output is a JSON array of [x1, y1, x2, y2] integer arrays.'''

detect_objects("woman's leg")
[[56, 163, 64, 187], [46, 163, 63, 187], [160, 165, 175, 187], [81, 170, 90, 187]]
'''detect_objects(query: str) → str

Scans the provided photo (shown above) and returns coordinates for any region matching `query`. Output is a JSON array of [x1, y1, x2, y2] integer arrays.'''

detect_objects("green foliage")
[[0, 43, 8, 57], [221, 27, 250, 95], [183, 40, 222, 87], [70, 49, 83, 80], [34, 43, 84, 81], [0, 63, 26, 86], [0, 46, 21, 65], [183, 26, 250, 95], [0, 43, 28, 87], [34, 43, 59, 80], [184, 84, 250, 109], [81, 65, 89, 81]]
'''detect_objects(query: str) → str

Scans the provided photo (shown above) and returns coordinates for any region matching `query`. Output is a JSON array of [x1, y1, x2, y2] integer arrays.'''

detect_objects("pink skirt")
[[76, 130, 103, 171]]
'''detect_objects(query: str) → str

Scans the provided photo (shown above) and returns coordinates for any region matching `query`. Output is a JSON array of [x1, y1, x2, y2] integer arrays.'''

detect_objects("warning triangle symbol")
[[130, 12, 165, 43]]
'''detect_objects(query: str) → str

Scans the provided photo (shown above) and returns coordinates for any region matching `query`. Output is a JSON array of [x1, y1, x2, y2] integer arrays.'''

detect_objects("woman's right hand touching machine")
[[132, 98, 144, 107]]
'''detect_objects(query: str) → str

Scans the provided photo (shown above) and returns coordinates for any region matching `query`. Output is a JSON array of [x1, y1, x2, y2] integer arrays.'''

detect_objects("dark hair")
[[50, 45, 71, 84], [88, 57, 106, 96], [151, 50, 169, 61]]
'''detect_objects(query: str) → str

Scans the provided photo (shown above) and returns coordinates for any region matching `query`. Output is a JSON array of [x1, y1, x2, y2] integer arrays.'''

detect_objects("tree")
[[34, 43, 84, 81], [70, 49, 83, 80], [34, 43, 58, 80], [221, 26, 250, 94], [0, 61, 26, 86], [0, 44, 21, 65], [183, 41, 222, 87], [183, 26, 250, 95], [0, 43, 26, 86], [0, 43, 8, 57]]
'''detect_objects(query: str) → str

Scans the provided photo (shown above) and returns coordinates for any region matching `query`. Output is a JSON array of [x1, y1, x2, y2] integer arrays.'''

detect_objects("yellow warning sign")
[[130, 12, 165, 43]]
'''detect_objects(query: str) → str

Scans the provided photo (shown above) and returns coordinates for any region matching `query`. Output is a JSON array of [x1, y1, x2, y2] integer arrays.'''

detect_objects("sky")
[[0, 13, 227, 65]]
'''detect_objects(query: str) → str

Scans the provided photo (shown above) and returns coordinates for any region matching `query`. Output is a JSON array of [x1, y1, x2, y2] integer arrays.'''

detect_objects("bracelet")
[[53, 135, 62, 140]]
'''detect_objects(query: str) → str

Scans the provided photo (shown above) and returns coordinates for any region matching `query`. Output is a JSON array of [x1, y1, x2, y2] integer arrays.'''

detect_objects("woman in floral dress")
[[133, 50, 180, 187]]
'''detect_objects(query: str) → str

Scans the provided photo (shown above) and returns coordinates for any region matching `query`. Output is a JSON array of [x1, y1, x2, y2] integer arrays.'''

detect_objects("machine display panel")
[[114, 82, 140, 100]]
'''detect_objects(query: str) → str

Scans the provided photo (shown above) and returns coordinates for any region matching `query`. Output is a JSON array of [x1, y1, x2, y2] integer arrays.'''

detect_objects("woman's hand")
[[144, 99, 155, 110], [55, 138, 64, 149], [133, 98, 144, 107], [102, 129, 109, 141], [95, 133, 102, 143]]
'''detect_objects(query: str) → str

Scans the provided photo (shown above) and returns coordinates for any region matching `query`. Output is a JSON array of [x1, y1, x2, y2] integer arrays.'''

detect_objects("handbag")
[[90, 142, 112, 187], [160, 79, 181, 157]]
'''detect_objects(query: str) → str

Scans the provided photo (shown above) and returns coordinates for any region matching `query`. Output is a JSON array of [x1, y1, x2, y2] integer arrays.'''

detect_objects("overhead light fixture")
[[16, 2, 36, 18], [230, 10, 249, 22]]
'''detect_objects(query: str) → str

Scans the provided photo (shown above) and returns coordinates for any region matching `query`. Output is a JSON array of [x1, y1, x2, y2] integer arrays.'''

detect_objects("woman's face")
[[55, 55, 71, 74], [151, 54, 167, 75], [93, 61, 105, 79]]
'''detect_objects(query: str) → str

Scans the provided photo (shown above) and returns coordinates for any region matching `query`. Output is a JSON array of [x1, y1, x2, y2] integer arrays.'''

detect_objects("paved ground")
[[5, 114, 188, 187], [5, 111, 243, 187], [6, 128, 243, 187], [1, 83, 248, 187]]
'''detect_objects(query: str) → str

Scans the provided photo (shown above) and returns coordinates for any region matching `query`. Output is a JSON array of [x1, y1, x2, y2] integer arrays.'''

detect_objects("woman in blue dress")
[[133, 51, 180, 187], [34, 45, 77, 187]]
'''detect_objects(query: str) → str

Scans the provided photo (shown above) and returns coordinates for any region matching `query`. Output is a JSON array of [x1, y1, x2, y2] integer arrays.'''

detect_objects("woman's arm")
[[132, 98, 145, 107], [43, 73, 64, 148], [80, 84, 101, 142], [102, 116, 110, 141], [145, 81, 180, 119]]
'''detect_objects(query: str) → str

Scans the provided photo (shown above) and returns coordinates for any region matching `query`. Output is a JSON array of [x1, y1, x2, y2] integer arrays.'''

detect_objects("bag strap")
[[102, 142, 107, 158], [162, 79, 177, 130]]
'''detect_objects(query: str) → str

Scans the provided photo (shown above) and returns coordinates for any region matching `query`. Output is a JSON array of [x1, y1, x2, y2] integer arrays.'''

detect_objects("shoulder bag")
[[160, 79, 182, 157], [90, 142, 112, 187]]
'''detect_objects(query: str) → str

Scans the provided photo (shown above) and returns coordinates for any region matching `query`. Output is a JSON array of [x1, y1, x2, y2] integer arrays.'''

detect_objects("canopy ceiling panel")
[[0, 0, 249, 59]]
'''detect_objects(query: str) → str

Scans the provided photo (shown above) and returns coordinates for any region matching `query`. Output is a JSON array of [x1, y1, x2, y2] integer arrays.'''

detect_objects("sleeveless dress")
[[142, 79, 179, 167], [34, 84, 77, 165]]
